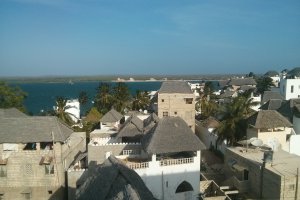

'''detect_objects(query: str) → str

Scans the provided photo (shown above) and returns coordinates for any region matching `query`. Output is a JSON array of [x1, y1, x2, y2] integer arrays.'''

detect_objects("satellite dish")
[[251, 139, 263, 147]]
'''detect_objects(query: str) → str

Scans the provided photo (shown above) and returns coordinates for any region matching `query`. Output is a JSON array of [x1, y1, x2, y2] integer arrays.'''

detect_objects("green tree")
[[256, 76, 275, 95], [215, 90, 258, 145], [79, 91, 88, 105], [112, 82, 131, 113], [199, 97, 219, 119], [0, 81, 27, 112], [54, 96, 76, 125], [132, 90, 150, 111], [94, 83, 113, 113]]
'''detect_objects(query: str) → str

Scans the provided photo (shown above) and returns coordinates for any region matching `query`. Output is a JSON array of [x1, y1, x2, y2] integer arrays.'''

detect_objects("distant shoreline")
[[0, 74, 244, 84]]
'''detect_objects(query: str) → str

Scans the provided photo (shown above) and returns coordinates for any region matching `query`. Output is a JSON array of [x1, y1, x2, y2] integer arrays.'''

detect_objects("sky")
[[0, 0, 300, 77]]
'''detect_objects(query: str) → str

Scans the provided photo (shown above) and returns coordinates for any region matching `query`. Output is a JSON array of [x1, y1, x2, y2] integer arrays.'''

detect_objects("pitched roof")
[[264, 70, 279, 77], [219, 90, 236, 98], [260, 99, 283, 110], [0, 108, 28, 118], [228, 78, 257, 86], [247, 110, 292, 129], [117, 114, 158, 138], [76, 156, 155, 200], [287, 67, 300, 78], [277, 98, 300, 121], [100, 108, 123, 123], [159, 81, 193, 94], [142, 116, 205, 154], [0, 116, 73, 143], [261, 91, 283, 104], [199, 117, 220, 129], [218, 80, 229, 89]]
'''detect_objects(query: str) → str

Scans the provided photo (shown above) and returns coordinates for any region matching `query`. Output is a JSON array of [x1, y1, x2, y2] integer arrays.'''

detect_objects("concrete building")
[[157, 81, 196, 132], [0, 108, 86, 200], [247, 110, 294, 153], [280, 67, 300, 100], [224, 146, 300, 199], [85, 113, 205, 200]]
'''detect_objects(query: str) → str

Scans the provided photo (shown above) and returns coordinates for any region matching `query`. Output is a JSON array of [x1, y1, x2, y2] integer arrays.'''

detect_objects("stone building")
[[224, 146, 300, 199], [0, 108, 86, 200], [280, 67, 300, 100], [157, 81, 195, 132]]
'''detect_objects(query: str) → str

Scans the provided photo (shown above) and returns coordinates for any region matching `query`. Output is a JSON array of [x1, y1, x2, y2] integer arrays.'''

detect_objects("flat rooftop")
[[227, 146, 300, 176], [90, 129, 118, 138]]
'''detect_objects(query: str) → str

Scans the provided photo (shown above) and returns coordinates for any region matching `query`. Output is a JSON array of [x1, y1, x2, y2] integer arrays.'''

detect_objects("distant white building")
[[264, 70, 280, 87], [280, 67, 300, 100]]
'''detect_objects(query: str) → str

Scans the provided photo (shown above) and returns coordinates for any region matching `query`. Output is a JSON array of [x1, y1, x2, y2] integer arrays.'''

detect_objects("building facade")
[[157, 81, 195, 132]]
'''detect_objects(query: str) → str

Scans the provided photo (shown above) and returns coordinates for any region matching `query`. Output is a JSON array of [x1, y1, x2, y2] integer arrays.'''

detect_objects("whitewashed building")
[[279, 67, 300, 100]]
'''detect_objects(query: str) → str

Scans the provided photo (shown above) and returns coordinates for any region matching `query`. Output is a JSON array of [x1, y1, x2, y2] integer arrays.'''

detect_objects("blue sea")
[[16, 81, 163, 115]]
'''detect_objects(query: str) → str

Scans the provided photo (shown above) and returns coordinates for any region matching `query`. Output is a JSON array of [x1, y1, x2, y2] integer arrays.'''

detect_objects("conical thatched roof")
[[247, 110, 292, 129], [142, 116, 205, 154], [100, 108, 123, 123], [287, 67, 300, 78], [264, 70, 279, 77], [76, 156, 155, 200], [260, 99, 283, 110]]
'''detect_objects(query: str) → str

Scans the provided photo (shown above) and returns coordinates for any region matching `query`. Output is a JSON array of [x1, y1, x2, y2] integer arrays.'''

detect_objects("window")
[[163, 112, 168, 117], [161, 99, 164, 102], [291, 85, 294, 93], [0, 194, 4, 200], [48, 190, 53, 195], [288, 184, 295, 190], [185, 98, 193, 104], [24, 164, 33, 175], [0, 166, 7, 177], [45, 164, 54, 175], [22, 193, 31, 200], [174, 111, 177, 115], [244, 169, 249, 180]]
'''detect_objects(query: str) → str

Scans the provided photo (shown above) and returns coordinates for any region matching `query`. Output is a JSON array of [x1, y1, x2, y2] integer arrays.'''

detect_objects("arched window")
[[175, 181, 193, 193]]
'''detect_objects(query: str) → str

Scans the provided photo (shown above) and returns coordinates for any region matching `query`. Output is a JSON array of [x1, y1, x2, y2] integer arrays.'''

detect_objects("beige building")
[[0, 108, 86, 200], [157, 81, 195, 132], [224, 146, 300, 200], [247, 110, 294, 152]]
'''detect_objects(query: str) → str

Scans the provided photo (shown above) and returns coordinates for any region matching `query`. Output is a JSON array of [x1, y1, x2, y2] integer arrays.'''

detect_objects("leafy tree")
[[94, 83, 113, 114], [132, 90, 150, 111], [112, 82, 131, 113], [247, 72, 256, 78], [54, 96, 76, 125], [0, 81, 27, 112], [199, 97, 219, 119], [215, 90, 258, 145], [204, 81, 214, 96], [79, 91, 88, 105], [256, 76, 275, 95]]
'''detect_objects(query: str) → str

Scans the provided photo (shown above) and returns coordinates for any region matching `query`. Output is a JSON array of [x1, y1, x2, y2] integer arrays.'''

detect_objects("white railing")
[[126, 162, 149, 169], [159, 157, 194, 166], [122, 149, 141, 155]]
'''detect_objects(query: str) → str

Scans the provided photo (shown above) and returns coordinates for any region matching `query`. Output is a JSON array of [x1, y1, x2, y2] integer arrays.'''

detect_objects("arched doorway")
[[175, 181, 194, 200]]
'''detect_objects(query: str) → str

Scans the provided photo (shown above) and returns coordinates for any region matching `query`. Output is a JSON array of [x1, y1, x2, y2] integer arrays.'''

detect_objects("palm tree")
[[54, 96, 76, 125], [215, 90, 258, 145], [132, 90, 150, 111], [95, 83, 113, 113], [112, 82, 131, 113], [198, 96, 219, 120]]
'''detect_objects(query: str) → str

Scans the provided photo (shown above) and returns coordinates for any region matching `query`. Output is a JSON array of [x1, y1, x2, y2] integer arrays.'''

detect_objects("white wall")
[[289, 135, 300, 156], [134, 152, 201, 200], [280, 79, 300, 100]]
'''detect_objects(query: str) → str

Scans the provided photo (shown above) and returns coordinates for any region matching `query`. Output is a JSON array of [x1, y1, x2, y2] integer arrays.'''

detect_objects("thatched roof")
[[286, 67, 300, 78], [277, 98, 300, 121], [159, 81, 193, 94], [142, 116, 205, 154], [247, 110, 292, 129], [76, 156, 155, 200], [199, 117, 220, 129], [218, 80, 229, 89], [228, 78, 256, 86], [100, 108, 123, 123], [264, 70, 279, 77], [261, 91, 283, 104], [0, 116, 73, 143], [0, 108, 28, 118], [260, 99, 283, 110], [117, 114, 158, 138]]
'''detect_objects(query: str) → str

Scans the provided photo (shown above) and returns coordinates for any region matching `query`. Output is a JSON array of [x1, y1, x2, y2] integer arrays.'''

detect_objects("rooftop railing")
[[126, 162, 149, 169], [159, 157, 194, 166]]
